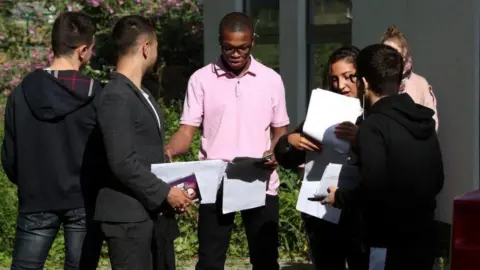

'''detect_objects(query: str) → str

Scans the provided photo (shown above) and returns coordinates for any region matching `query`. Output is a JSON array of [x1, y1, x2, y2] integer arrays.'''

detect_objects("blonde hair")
[[380, 25, 408, 55]]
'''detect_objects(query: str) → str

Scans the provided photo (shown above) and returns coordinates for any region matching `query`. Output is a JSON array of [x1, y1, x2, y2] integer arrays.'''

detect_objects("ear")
[[77, 45, 88, 60], [142, 41, 150, 59], [362, 77, 369, 90]]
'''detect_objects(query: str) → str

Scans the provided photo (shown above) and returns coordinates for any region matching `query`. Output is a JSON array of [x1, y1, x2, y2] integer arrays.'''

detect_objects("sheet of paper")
[[296, 180, 341, 224], [313, 163, 359, 197], [303, 149, 349, 182], [303, 89, 362, 154], [222, 158, 270, 214], [223, 179, 266, 214], [151, 160, 228, 204]]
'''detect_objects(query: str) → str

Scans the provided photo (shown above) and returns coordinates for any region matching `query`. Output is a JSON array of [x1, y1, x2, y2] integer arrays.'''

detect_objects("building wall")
[[353, 0, 480, 224]]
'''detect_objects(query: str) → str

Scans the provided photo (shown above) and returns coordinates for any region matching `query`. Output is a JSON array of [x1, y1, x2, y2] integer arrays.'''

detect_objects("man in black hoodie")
[[322, 44, 444, 269], [2, 12, 103, 270]]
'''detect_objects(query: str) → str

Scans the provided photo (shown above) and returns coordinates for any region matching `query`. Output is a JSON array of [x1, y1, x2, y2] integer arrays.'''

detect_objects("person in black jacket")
[[274, 46, 368, 270], [321, 44, 444, 270], [1, 12, 103, 270], [93, 15, 191, 270]]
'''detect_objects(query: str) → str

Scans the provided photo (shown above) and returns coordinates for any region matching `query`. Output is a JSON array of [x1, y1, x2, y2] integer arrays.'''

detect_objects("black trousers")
[[102, 219, 175, 270], [302, 213, 369, 270], [196, 194, 280, 270]]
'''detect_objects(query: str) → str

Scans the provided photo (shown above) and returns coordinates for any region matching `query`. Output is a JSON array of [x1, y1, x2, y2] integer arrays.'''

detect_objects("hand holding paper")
[[151, 160, 228, 204]]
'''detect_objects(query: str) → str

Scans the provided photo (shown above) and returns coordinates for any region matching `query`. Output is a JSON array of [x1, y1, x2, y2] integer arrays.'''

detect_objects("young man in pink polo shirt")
[[165, 12, 289, 270]]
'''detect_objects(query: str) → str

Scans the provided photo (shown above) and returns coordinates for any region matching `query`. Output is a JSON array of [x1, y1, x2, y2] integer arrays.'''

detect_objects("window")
[[307, 0, 352, 90], [245, 0, 280, 71]]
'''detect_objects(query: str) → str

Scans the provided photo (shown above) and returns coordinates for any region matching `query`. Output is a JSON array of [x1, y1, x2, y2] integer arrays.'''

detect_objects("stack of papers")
[[151, 157, 272, 213]]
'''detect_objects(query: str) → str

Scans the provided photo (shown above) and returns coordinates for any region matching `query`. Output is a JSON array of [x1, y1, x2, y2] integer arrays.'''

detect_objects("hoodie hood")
[[369, 94, 435, 139], [21, 69, 101, 121]]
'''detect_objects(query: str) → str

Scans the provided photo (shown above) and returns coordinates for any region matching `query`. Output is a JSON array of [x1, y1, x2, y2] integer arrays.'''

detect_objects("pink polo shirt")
[[180, 57, 290, 195]]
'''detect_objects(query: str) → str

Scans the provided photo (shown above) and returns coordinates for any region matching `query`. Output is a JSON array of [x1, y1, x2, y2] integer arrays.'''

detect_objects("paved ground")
[[178, 262, 313, 270], [0, 260, 449, 269]]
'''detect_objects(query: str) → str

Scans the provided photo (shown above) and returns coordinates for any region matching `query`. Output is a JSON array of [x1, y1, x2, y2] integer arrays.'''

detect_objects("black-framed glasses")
[[221, 44, 252, 57]]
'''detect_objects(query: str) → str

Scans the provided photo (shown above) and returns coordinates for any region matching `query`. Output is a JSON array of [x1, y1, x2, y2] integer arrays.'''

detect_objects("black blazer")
[[93, 72, 171, 223]]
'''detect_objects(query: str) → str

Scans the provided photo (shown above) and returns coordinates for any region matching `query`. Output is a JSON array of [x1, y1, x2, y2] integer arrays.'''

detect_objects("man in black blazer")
[[93, 15, 192, 269]]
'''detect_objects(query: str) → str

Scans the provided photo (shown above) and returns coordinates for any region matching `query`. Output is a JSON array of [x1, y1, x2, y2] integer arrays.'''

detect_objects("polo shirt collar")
[[212, 55, 259, 77]]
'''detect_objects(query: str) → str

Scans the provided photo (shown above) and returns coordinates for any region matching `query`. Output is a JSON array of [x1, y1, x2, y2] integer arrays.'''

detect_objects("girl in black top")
[[275, 46, 368, 270]]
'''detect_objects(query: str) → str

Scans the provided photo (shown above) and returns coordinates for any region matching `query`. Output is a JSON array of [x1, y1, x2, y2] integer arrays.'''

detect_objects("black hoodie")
[[1, 69, 103, 213], [335, 93, 444, 247]]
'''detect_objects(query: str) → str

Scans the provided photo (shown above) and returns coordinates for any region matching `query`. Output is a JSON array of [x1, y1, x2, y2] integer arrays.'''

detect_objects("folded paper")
[[151, 160, 228, 204]]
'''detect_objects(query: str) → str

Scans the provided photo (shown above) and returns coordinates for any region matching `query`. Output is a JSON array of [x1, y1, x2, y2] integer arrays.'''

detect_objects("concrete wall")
[[279, 0, 308, 128], [353, 0, 480, 224]]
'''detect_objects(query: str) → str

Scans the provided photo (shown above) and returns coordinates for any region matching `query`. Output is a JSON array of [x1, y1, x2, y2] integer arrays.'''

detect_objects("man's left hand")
[[321, 185, 338, 205], [263, 150, 277, 170]]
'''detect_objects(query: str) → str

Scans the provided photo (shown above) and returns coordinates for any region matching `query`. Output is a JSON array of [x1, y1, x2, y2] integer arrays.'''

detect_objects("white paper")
[[303, 89, 362, 154], [369, 247, 387, 270], [223, 179, 266, 214], [222, 159, 270, 214], [313, 163, 359, 197], [296, 180, 341, 224], [151, 160, 228, 204]]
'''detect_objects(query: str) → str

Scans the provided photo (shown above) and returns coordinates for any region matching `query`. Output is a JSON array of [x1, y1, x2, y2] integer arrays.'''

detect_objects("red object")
[[451, 189, 480, 270]]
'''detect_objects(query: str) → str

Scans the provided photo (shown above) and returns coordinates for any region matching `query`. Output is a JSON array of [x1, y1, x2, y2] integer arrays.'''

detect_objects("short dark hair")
[[356, 44, 403, 96], [218, 12, 254, 37], [323, 45, 360, 89], [51, 12, 96, 56], [112, 15, 156, 57]]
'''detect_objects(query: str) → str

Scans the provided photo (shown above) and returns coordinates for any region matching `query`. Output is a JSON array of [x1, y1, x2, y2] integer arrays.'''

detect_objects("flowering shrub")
[[0, 0, 203, 97]]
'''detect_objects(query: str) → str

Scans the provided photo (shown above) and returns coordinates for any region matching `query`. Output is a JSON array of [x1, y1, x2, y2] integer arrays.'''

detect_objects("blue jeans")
[[11, 208, 103, 270]]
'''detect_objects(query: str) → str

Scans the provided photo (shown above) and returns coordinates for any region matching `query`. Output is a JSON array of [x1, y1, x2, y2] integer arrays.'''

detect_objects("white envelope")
[[151, 160, 228, 204], [296, 180, 342, 224]]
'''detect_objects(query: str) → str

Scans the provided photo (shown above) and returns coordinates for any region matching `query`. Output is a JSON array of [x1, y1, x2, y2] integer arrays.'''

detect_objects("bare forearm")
[[165, 125, 197, 157], [166, 132, 192, 156]]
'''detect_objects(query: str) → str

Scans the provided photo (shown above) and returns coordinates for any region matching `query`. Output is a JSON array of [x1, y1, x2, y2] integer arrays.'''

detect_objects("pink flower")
[[118, 0, 124, 5], [28, 28, 35, 35], [67, 4, 73, 11], [87, 0, 101, 7], [0, 34, 5, 40]]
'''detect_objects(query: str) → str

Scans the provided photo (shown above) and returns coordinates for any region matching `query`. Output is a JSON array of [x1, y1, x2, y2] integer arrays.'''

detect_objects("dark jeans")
[[302, 213, 369, 270], [196, 194, 279, 270], [11, 208, 103, 270]]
